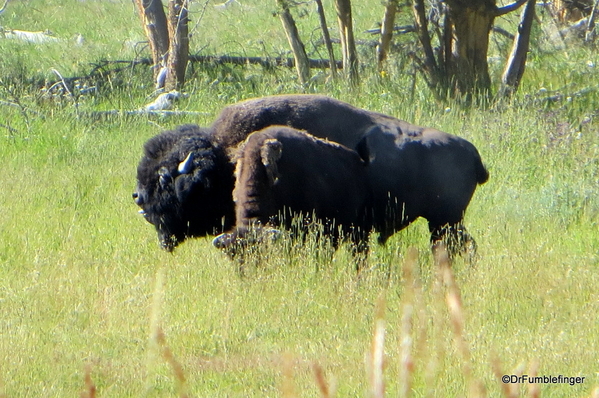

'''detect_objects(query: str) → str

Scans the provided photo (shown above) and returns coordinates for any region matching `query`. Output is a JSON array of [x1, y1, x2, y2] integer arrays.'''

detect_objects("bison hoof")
[[262, 228, 282, 242], [212, 228, 283, 253], [212, 233, 236, 249]]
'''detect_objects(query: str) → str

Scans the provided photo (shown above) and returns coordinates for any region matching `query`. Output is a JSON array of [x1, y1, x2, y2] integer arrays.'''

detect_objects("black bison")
[[133, 94, 488, 254], [133, 124, 235, 251], [355, 124, 489, 253], [212, 126, 371, 256]]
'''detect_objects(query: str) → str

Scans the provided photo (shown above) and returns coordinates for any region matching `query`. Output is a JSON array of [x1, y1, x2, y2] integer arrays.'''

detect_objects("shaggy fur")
[[133, 124, 235, 251], [134, 94, 488, 253], [355, 123, 489, 247], [212, 126, 371, 255], [212, 94, 488, 251], [211, 94, 398, 150]]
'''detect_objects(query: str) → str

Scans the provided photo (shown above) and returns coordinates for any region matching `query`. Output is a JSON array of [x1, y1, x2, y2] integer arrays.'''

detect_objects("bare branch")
[[0, 0, 9, 15], [334, 0, 359, 84], [493, 25, 515, 40], [315, 0, 337, 77], [412, 0, 438, 78], [495, 0, 528, 17], [51, 69, 73, 98], [0, 123, 19, 135], [277, 0, 311, 84], [499, 0, 536, 97]]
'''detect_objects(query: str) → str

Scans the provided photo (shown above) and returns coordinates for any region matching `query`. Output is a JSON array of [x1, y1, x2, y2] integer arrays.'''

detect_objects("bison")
[[212, 126, 372, 257], [133, 94, 488, 254], [355, 123, 489, 253], [133, 124, 235, 251]]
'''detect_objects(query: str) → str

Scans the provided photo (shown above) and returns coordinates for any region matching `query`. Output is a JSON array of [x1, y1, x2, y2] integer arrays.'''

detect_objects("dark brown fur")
[[135, 95, 488, 253], [213, 126, 371, 255]]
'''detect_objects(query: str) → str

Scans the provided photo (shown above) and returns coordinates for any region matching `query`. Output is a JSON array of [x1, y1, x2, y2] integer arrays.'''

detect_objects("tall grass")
[[1, 0, 598, 396]]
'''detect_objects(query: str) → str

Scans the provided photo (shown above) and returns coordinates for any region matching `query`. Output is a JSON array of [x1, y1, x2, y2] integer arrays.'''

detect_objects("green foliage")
[[1, 0, 598, 396]]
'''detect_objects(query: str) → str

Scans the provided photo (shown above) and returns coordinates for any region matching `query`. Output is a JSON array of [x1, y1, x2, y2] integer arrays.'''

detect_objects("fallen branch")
[[536, 85, 598, 103], [0, 28, 60, 43], [39, 54, 343, 96], [1, 123, 18, 135], [365, 24, 416, 35], [85, 54, 343, 78], [189, 54, 343, 69], [84, 109, 211, 118]]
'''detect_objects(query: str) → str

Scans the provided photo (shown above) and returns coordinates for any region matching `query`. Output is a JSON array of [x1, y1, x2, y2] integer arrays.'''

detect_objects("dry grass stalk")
[[435, 244, 486, 398], [281, 353, 298, 398], [424, 247, 448, 398], [80, 364, 96, 398], [312, 362, 333, 398], [399, 248, 418, 398], [145, 266, 166, 391], [149, 267, 165, 343], [366, 294, 386, 398], [491, 355, 513, 398], [492, 356, 524, 398], [155, 327, 190, 398], [527, 359, 540, 398]]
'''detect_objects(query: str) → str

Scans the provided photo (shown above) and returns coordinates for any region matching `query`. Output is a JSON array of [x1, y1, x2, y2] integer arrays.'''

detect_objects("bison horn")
[[178, 152, 194, 175]]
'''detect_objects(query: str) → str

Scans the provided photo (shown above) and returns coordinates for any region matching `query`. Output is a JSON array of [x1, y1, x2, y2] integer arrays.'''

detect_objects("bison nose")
[[132, 192, 143, 205]]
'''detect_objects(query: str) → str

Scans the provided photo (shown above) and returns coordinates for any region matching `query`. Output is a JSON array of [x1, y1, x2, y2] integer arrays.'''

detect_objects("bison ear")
[[260, 138, 282, 186], [355, 136, 371, 165]]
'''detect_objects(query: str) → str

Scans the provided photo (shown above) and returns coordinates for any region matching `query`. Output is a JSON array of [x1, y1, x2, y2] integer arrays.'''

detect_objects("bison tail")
[[476, 160, 490, 185]]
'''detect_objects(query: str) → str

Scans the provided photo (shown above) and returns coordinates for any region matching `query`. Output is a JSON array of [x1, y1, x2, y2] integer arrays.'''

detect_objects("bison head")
[[133, 124, 235, 251]]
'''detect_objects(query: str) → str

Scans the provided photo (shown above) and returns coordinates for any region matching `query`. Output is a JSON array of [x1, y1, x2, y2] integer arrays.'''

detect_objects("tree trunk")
[[334, 0, 359, 85], [133, 0, 170, 84], [165, 0, 189, 91], [277, 0, 311, 85], [499, 0, 536, 97], [585, 0, 599, 41], [377, 0, 398, 68], [418, 0, 528, 99], [315, 0, 337, 78], [445, 0, 496, 96]]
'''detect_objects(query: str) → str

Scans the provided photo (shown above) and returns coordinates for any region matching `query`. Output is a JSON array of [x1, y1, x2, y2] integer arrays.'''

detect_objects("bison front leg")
[[348, 228, 370, 271], [429, 222, 478, 262]]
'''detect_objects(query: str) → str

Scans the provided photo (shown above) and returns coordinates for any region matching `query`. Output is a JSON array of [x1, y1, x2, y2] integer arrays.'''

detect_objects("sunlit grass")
[[0, 0, 598, 396]]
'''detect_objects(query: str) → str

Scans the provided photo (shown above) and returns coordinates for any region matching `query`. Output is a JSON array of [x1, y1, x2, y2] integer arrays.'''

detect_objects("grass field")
[[1, 0, 598, 396]]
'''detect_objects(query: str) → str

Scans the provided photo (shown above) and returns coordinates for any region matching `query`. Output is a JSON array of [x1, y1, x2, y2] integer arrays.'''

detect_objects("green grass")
[[1, 0, 599, 396]]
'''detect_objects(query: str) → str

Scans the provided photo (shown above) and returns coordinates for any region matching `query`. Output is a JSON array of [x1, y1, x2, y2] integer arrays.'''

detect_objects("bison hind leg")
[[429, 222, 478, 263]]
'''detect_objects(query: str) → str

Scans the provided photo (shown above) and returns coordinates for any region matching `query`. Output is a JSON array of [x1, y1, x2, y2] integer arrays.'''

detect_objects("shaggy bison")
[[356, 123, 489, 252], [133, 124, 235, 251], [212, 126, 372, 256], [133, 94, 488, 254]]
